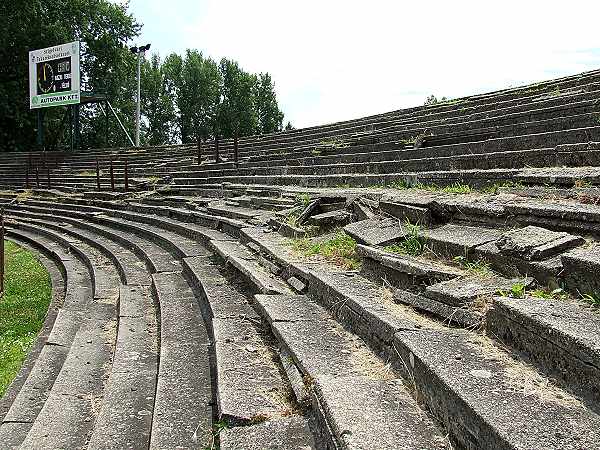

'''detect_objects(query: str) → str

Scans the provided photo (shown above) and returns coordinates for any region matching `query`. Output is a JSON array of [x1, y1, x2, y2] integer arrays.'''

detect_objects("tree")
[[0, 0, 140, 151], [141, 54, 177, 146], [284, 121, 294, 131], [217, 59, 257, 139], [424, 94, 448, 106], [255, 73, 284, 134]]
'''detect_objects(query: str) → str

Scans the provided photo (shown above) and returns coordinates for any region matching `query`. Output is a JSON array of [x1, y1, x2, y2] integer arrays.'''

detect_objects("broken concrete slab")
[[394, 289, 483, 329], [220, 416, 316, 449], [357, 244, 463, 287], [307, 209, 351, 227], [425, 223, 503, 257], [344, 216, 408, 246], [488, 295, 600, 408], [379, 201, 431, 224], [562, 245, 600, 295], [425, 275, 533, 307], [495, 225, 584, 260]]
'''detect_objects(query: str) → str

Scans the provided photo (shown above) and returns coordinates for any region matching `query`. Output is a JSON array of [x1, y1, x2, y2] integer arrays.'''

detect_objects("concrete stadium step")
[[488, 294, 600, 412], [254, 294, 449, 449], [0, 237, 65, 424], [240, 225, 600, 449], [4, 223, 118, 449], [150, 272, 213, 448], [0, 230, 85, 448], [183, 256, 313, 441]]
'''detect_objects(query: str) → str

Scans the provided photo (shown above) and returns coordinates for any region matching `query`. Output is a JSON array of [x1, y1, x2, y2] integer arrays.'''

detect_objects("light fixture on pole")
[[130, 43, 151, 147]]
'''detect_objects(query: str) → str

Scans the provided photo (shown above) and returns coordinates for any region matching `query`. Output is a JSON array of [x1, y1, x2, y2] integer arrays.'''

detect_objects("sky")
[[118, 0, 600, 129]]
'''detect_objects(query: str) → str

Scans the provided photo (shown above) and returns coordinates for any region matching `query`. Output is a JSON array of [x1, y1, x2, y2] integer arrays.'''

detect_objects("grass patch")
[[530, 287, 569, 301], [291, 231, 360, 270], [453, 256, 493, 277], [581, 292, 600, 307], [384, 221, 426, 256], [574, 179, 593, 189], [0, 240, 52, 398], [295, 193, 311, 207]]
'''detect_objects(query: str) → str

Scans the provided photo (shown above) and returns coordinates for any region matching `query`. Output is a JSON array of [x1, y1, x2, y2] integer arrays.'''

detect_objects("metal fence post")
[[47, 167, 51, 189], [0, 210, 4, 299], [233, 135, 239, 166], [110, 159, 115, 192], [35, 167, 40, 188], [124, 157, 129, 192], [96, 159, 101, 191], [197, 138, 202, 165], [215, 135, 220, 163]]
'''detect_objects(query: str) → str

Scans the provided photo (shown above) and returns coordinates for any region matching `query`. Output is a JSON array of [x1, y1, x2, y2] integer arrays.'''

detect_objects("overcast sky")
[[121, 0, 600, 129]]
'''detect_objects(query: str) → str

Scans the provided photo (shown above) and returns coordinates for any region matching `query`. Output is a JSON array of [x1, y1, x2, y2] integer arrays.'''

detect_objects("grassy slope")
[[0, 240, 51, 398]]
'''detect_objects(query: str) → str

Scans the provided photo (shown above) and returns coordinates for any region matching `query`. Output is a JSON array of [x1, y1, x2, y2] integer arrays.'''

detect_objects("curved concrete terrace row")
[[0, 186, 599, 449]]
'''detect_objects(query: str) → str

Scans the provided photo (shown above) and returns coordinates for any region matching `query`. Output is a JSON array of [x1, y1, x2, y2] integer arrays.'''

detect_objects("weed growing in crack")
[[581, 292, 600, 307], [384, 220, 426, 257], [453, 256, 493, 277], [291, 231, 360, 270]]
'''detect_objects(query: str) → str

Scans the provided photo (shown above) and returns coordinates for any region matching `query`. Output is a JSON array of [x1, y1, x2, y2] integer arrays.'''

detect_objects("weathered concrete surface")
[[88, 286, 158, 450], [495, 225, 583, 260], [562, 245, 600, 295], [425, 223, 502, 257], [344, 216, 408, 246], [393, 328, 600, 450], [220, 416, 316, 449], [379, 200, 432, 224], [150, 272, 213, 449], [488, 295, 600, 407], [255, 294, 448, 449], [394, 289, 483, 329], [357, 244, 463, 286], [307, 209, 351, 227], [425, 275, 533, 307]]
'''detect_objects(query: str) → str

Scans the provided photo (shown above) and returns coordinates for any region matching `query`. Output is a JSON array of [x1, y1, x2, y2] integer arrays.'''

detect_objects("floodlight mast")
[[130, 44, 151, 147]]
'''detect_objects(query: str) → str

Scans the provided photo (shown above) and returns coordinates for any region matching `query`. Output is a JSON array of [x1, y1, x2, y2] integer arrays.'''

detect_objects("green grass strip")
[[0, 240, 52, 398]]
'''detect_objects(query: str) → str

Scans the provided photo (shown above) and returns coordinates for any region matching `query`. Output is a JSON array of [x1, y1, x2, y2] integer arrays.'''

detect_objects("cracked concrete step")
[[254, 294, 449, 449], [87, 284, 158, 449], [150, 272, 213, 449], [220, 415, 316, 449], [488, 295, 600, 409], [241, 224, 600, 449], [357, 243, 464, 288], [183, 256, 305, 431], [210, 239, 292, 295]]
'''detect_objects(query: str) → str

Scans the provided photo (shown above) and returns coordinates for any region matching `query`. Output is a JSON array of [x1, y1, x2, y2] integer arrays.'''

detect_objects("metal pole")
[[105, 100, 109, 148], [124, 157, 129, 192], [96, 159, 100, 190], [0, 210, 4, 299], [25, 168, 29, 189], [135, 51, 141, 147], [197, 138, 201, 165], [234, 135, 239, 166], [110, 159, 115, 191], [35, 167, 40, 188], [215, 135, 220, 163], [47, 167, 51, 189]]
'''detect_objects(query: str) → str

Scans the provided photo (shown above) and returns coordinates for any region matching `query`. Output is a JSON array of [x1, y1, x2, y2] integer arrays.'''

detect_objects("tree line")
[[0, 0, 289, 152]]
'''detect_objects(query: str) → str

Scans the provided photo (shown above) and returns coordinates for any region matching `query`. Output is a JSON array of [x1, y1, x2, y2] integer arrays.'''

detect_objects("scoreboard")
[[29, 41, 80, 109]]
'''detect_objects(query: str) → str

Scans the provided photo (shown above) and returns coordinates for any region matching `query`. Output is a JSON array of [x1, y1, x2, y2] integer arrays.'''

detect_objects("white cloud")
[[127, 0, 600, 128]]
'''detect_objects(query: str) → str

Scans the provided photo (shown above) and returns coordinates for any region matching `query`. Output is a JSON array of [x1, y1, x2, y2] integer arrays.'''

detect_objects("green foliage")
[[284, 121, 295, 131], [255, 73, 284, 135], [291, 231, 360, 270], [481, 181, 524, 194], [424, 95, 448, 106], [0, 0, 140, 151], [530, 288, 568, 301], [581, 292, 600, 306], [0, 241, 52, 397], [453, 256, 493, 277], [0, 1, 286, 150], [384, 221, 426, 256], [295, 193, 311, 207]]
